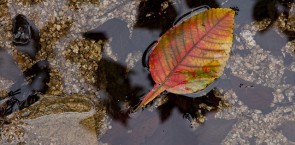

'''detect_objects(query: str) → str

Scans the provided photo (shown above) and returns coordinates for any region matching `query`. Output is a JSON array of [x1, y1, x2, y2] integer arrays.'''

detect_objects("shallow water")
[[0, 0, 295, 144]]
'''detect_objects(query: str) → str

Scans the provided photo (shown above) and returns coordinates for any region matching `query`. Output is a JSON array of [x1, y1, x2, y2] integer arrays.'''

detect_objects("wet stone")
[[19, 95, 94, 119], [3, 95, 108, 144], [12, 15, 31, 45], [12, 14, 41, 60]]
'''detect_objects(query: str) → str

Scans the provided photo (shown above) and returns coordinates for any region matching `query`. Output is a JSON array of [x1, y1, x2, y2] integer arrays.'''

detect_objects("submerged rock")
[[12, 14, 40, 60], [12, 14, 32, 45], [0, 95, 107, 144]]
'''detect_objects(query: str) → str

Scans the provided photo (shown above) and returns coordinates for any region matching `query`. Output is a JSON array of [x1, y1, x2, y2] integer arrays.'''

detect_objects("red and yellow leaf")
[[135, 8, 235, 111]]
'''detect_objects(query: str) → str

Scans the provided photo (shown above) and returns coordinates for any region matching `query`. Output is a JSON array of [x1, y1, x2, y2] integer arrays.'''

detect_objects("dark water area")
[[82, 0, 295, 145], [0, 0, 295, 144]]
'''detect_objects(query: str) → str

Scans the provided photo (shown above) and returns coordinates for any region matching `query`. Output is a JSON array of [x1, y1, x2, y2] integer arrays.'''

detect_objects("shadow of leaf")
[[84, 18, 141, 61], [134, 0, 220, 36], [134, 0, 177, 35], [184, 0, 219, 8], [96, 58, 144, 126], [252, 0, 295, 40], [157, 89, 225, 123], [83, 18, 153, 125]]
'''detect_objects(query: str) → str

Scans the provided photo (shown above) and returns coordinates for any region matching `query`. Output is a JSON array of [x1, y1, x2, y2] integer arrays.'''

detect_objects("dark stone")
[[12, 14, 40, 59]]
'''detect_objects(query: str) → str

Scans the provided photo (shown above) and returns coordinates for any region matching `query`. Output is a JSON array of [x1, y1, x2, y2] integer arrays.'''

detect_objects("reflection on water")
[[0, 0, 295, 144], [253, 0, 295, 40]]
